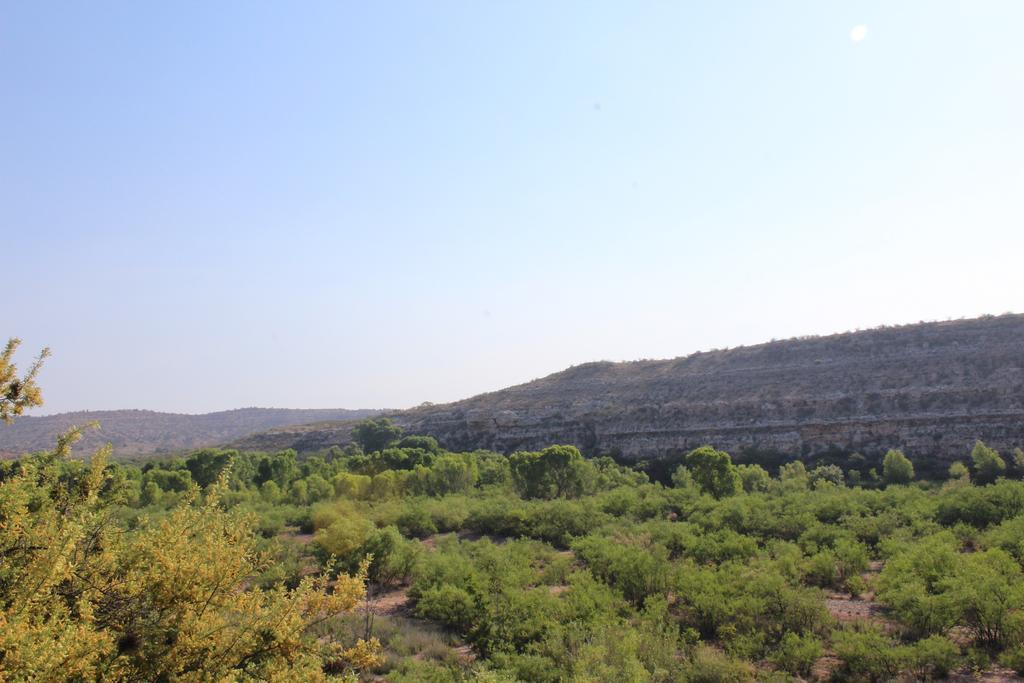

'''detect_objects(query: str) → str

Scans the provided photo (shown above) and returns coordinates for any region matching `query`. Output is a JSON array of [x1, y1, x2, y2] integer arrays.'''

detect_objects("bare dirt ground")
[[365, 587, 412, 617], [824, 593, 888, 624], [279, 527, 315, 545], [824, 560, 894, 628], [813, 561, 892, 680]]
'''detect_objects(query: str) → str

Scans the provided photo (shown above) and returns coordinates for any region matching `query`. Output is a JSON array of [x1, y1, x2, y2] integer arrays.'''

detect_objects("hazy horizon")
[[6, 2, 1024, 415]]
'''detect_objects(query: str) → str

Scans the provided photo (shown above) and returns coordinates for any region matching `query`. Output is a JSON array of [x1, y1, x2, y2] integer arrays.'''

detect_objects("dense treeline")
[[8, 413, 1024, 681]]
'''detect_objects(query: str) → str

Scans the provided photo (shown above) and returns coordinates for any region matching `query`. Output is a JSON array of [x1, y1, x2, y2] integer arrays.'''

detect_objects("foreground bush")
[[0, 430, 379, 681]]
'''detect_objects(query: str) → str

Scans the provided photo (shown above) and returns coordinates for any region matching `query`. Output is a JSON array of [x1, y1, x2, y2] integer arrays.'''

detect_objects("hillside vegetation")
[[0, 407, 381, 459], [236, 315, 1024, 471]]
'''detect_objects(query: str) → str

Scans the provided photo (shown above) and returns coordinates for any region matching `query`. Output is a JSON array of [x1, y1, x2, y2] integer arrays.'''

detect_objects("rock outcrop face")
[[238, 315, 1024, 467]]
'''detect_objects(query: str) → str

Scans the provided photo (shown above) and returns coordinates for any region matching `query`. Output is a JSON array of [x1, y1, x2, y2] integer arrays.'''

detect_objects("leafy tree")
[[882, 449, 914, 485], [510, 445, 589, 499], [778, 460, 809, 489], [184, 448, 235, 488], [476, 451, 511, 487], [684, 446, 740, 498], [397, 434, 441, 453], [300, 455, 331, 479], [305, 474, 334, 502], [140, 480, 163, 506], [361, 525, 420, 586], [507, 448, 549, 496], [350, 418, 403, 453], [368, 469, 404, 499], [809, 464, 845, 487], [0, 338, 49, 422], [256, 449, 299, 488], [736, 463, 770, 493], [290, 478, 310, 505], [332, 471, 371, 499], [376, 448, 413, 472], [671, 465, 697, 490], [539, 445, 589, 498], [259, 479, 281, 503], [972, 440, 1006, 485], [1014, 448, 1024, 471], [949, 461, 971, 483], [143, 467, 193, 493], [228, 451, 262, 488], [425, 454, 478, 496]]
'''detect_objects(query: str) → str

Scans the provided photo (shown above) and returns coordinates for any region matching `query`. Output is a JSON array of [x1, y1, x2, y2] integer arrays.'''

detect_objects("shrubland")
[[6, 341, 1024, 681]]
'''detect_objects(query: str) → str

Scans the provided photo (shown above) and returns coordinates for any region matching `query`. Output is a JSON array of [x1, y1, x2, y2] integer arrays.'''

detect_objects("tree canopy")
[[350, 418, 404, 453], [972, 440, 1007, 485], [681, 445, 741, 498], [509, 445, 590, 499], [882, 449, 915, 485]]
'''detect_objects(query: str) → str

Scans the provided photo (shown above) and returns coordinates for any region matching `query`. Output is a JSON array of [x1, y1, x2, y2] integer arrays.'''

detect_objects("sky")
[[3, 1, 1023, 415]]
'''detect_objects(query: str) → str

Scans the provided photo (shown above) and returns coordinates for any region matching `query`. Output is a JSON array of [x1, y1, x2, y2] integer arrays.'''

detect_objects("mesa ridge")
[[235, 314, 1024, 467]]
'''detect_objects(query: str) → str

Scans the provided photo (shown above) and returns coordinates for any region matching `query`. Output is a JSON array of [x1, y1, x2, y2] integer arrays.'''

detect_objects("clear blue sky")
[[4, 2, 1023, 415]]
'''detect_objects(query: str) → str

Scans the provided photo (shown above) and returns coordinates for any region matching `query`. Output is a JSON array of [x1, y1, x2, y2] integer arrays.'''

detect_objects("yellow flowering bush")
[[0, 427, 380, 681]]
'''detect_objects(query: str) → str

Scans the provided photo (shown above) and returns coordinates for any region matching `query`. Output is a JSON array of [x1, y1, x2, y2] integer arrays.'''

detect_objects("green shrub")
[[804, 549, 839, 587], [313, 514, 374, 559], [678, 645, 754, 682], [363, 525, 421, 585], [422, 496, 470, 532], [1000, 645, 1024, 676], [397, 506, 439, 538], [833, 623, 902, 681], [882, 449, 915, 485], [414, 584, 480, 634], [768, 631, 822, 677], [905, 635, 959, 680]]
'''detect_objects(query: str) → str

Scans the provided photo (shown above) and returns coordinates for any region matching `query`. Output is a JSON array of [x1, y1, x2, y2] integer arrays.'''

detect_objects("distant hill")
[[233, 314, 1024, 468], [0, 408, 381, 459]]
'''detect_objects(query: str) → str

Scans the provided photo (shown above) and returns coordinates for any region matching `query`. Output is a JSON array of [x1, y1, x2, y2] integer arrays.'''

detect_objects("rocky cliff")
[[236, 315, 1024, 468]]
